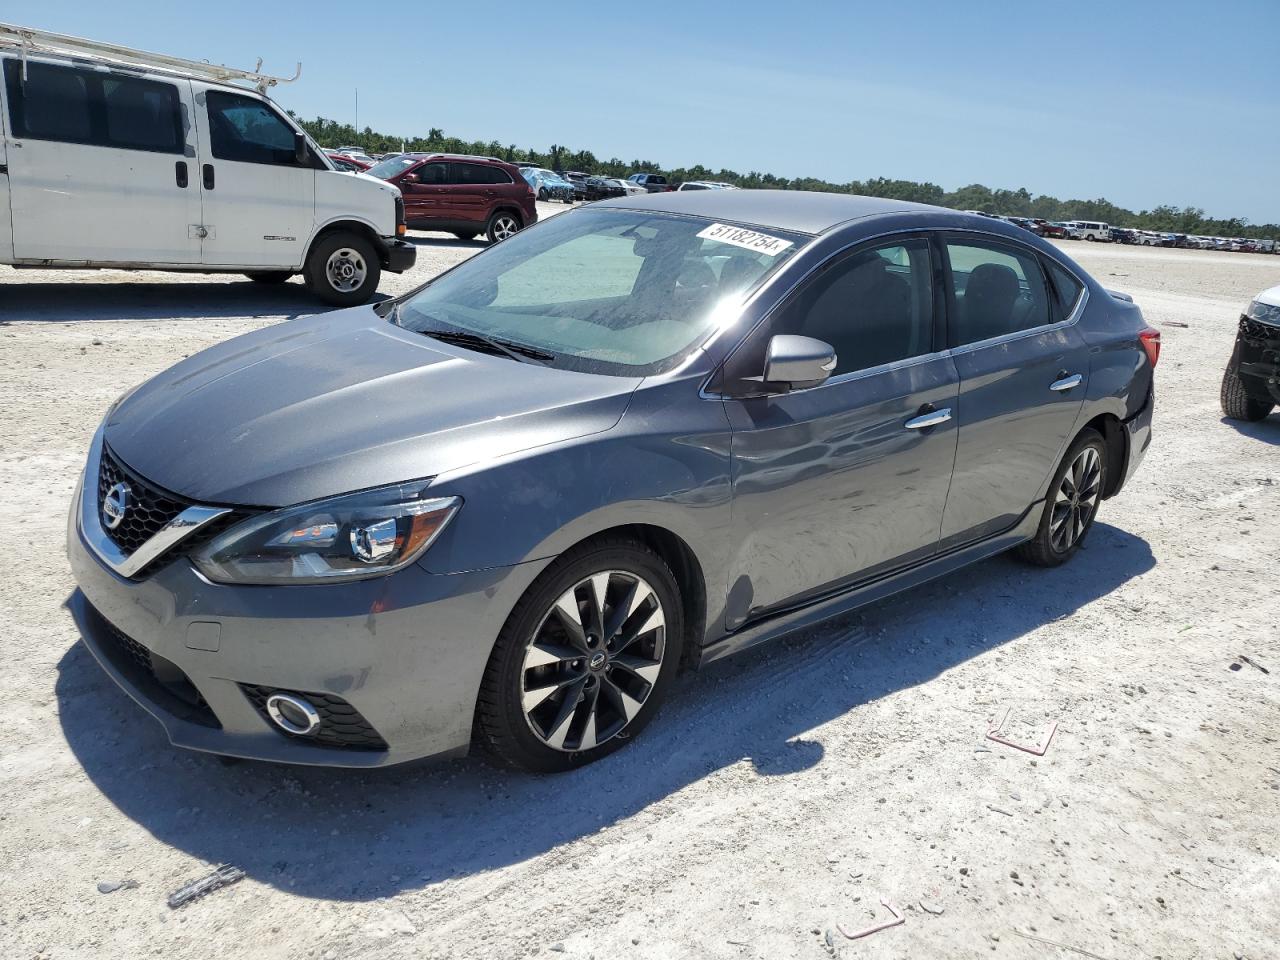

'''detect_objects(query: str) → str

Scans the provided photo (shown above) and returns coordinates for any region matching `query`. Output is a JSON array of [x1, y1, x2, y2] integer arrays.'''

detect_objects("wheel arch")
[[1078, 412, 1127, 498], [305, 218, 384, 265]]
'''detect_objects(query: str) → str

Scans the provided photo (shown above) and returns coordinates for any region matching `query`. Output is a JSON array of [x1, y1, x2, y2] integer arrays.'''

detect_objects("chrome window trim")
[[79, 427, 230, 579]]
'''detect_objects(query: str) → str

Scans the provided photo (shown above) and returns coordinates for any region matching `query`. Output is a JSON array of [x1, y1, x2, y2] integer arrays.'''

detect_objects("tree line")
[[294, 116, 1279, 240]]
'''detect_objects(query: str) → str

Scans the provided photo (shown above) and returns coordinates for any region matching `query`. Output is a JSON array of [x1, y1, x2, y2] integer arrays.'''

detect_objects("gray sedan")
[[68, 190, 1157, 772]]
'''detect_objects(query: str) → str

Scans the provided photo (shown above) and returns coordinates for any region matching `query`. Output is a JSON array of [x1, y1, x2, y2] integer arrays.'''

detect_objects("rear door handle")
[[1049, 373, 1083, 392], [904, 407, 952, 430], [175, 161, 188, 188], [202, 164, 215, 190]]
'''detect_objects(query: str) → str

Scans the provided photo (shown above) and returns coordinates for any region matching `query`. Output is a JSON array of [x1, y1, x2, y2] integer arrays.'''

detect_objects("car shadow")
[[0, 278, 386, 323], [1219, 414, 1280, 444], [56, 522, 1153, 902], [403, 232, 488, 250]]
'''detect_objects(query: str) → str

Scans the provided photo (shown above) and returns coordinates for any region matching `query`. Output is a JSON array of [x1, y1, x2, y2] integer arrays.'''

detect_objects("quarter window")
[[945, 242, 1051, 345], [205, 90, 300, 166], [1043, 259, 1084, 321], [3, 59, 183, 153]]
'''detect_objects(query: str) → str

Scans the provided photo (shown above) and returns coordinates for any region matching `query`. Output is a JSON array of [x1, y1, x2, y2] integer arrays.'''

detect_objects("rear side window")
[[1043, 259, 1085, 321], [946, 242, 1051, 345], [205, 90, 299, 165], [454, 162, 512, 185], [3, 59, 183, 153]]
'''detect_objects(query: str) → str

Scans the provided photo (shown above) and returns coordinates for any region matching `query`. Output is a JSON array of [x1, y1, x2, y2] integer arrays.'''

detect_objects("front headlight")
[[192, 482, 460, 585], [1246, 300, 1280, 326]]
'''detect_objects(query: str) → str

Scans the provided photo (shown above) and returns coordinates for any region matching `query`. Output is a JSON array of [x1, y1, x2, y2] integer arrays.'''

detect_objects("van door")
[[1, 57, 200, 264], [192, 85, 314, 268]]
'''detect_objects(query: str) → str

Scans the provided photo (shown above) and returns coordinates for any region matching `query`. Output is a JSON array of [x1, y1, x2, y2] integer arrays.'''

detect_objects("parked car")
[[1072, 221, 1111, 241], [627, 172, 672, 193], [1137, 232, 1162, 246], [1109, 228, 1137, 244], [521, 168, 575, 203], [366, 153, 536, 242], [0, 22, 414, 306], [677, 181, 737, 191], [67, 190, 1157, 772], [1061, 222, 1083, 239], [325, 151, 371, 172], [1041, 222, 1069, 239], [583, 176, 626, 201], [1221, 285, 1279, 421], [618, 178, 649, 197], [557, 171, 591, 201], [333, 147, 376, 166]]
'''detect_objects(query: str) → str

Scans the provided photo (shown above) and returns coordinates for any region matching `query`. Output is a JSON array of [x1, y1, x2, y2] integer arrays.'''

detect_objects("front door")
[[938, 238, 1090, 549], [2, 58, 200, 264], [193, 86, 314, 268], [721, 238, 959, 626], [401, 160, 448, 225]]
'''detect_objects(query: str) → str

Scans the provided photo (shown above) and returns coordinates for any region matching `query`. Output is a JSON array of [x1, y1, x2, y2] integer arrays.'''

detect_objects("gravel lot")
[[1, 214, 1277, 960]]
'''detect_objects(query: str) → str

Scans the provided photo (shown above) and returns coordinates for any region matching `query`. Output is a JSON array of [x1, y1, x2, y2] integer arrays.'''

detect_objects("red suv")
[[366, 154, 537, 242]]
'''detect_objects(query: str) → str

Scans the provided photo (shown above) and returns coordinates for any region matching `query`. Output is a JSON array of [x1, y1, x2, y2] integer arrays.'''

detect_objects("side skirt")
[[695, 503, 1042, 668]]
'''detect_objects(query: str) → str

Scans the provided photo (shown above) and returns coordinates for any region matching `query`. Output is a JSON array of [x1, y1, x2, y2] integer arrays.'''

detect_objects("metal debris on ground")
[[167, 864, 246, 909], [1237, 654, 1269, 674], [836, 898, 904, 940], [986, 707, 1058, 756], [1012, 928, 1114, 960]]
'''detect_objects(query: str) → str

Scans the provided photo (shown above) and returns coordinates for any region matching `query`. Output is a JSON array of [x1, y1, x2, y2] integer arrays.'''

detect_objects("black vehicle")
[[557, 171, 591, 201], [627, 172, 672, 193], [1110, 228, 1138, 245], [1221, 287, 1280, 422], [584, 176, 625, 201]]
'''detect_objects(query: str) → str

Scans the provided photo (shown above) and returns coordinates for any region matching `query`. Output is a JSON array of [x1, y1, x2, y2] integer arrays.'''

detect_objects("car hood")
[[1255, 284, 1280, 309], [104, 307, 641, 506]]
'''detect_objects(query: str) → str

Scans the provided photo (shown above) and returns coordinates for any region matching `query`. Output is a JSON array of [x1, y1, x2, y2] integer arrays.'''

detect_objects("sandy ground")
[[0, 222, 1277, 960]]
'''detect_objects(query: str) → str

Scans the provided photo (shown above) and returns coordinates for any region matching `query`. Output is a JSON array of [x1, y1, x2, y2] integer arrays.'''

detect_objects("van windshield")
[[394, 208, 808, 376]]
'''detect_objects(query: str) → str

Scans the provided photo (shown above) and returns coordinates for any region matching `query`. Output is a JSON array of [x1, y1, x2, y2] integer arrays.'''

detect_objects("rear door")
[[721, 237, 959, 624], [452, 161, 517, 225], [193, 85, 314, 267], [2, 57, 200, 264], [937, 237, 1090, 549]]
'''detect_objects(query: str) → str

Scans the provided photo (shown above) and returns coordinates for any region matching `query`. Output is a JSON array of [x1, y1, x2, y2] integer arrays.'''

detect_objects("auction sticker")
[[697, 223, 794, 256]]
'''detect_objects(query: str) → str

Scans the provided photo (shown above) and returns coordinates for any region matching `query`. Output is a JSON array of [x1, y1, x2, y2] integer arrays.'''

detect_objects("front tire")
[[485, 210, 522, 244], [476, 537, 684, 773], [304, 231, 381, 307], [244, 270, 292, 284], [1016, 429, 1106, 568], [1221, 365, 1274, 421]]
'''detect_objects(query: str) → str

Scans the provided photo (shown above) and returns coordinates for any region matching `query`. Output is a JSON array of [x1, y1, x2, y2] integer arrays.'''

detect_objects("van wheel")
[[305, 232, 381, 307], [244, 271, 293, 284], [486, 211, 521, 244], [475, 537, 683, 773], [1016, 429, 1106, 568], [1221, 366, 1274, 421]]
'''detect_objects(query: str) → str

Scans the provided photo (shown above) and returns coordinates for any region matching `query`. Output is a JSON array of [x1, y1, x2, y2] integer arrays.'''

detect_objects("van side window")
[[946, 242, 1051, 344], [3, 59, 183, 153], [205, 90, 300, 166]]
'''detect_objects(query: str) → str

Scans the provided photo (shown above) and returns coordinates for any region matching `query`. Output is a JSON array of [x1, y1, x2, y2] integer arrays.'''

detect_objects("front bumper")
[[1233, 319, 1280, 403], [379, 237, 417, 274], [66, 447, 550, 767]]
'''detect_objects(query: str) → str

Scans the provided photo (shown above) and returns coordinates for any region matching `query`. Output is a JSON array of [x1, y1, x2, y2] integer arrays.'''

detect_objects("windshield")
[[367, 155, 419, 180], [396, 208, 808, 376]]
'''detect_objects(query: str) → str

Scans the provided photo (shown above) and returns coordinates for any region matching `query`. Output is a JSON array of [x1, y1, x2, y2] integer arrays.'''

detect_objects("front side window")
[[946, 241, 1051, 345], [416, 162, 450, 185], [396, 208, 808, 376], [4, 59, 182, 153], [205, 90, 299, 165]]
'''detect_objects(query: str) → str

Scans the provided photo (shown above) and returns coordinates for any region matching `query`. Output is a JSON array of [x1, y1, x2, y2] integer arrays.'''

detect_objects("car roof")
[[592, 189, 941, 235]]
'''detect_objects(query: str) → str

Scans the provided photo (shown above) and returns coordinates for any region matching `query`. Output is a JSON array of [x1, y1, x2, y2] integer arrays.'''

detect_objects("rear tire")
[[485, 210, 522, 244], [1221, 365, 1274, 421], [1016, 428, 1106, 568], [304, 231, 381, 307], [475, 537, 684, 773], [244, 271, 292, 284]]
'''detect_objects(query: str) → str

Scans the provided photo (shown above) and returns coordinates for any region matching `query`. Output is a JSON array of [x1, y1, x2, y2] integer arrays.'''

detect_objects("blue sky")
[[22, 0, 1280, 221]]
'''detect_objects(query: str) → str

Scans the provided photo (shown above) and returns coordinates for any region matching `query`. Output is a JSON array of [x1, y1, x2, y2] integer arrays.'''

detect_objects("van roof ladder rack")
[[0, 21, 300, 93]]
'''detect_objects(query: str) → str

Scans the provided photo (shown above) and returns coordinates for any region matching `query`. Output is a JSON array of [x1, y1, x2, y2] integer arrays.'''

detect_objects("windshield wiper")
[[417, 327, 555, 365]]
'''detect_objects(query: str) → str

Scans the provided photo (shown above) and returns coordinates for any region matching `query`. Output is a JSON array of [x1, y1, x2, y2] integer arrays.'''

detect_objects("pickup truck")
[[627, 173, 673, 193]]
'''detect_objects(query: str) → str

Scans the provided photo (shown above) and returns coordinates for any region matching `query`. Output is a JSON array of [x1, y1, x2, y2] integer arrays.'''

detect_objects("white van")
[[1071, 220, 1111, 242], [0, 23, 414, 305]]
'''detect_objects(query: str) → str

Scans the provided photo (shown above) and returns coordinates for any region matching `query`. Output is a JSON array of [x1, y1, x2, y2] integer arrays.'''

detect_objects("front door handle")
[[1049, 373, 1083, 392], [202, 164, 215, 190], [904, 406, 952, 430]]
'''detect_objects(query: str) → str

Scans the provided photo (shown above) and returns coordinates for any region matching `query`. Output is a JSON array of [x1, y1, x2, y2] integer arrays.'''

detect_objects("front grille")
[[241, 685, 389, 751], [93, 610, 221, 729], [98, 445, 189, 555], [1240, 315, 1280, 342]]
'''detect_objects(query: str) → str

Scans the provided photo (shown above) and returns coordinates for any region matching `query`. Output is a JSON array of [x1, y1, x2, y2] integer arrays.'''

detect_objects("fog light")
[[265, 693, 321, 735]]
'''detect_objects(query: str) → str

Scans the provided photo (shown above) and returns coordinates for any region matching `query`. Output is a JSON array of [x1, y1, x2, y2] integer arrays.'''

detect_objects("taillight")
[[1139, 327, 1161, 368]]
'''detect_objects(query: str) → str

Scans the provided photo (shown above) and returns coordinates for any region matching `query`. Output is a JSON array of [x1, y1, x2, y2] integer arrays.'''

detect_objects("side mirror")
[[402, 172, 420, 184], [763, 335, 836, 391], [293, 132, 309, 165]]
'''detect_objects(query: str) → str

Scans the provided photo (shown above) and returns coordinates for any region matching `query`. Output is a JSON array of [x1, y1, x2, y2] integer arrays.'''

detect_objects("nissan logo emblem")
[[102, 481, 131, 531]]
